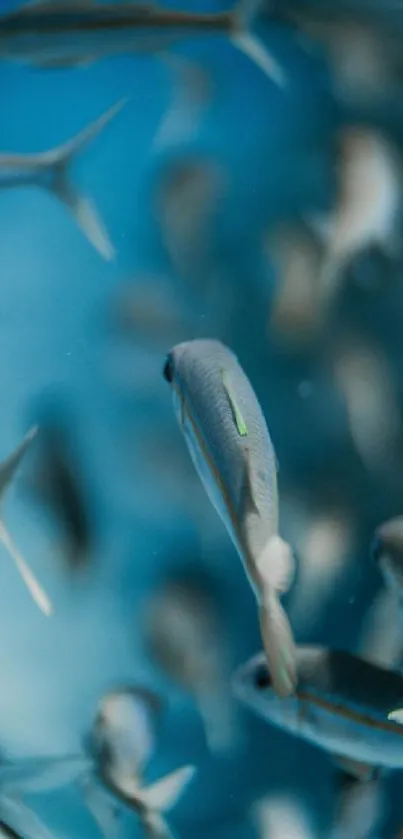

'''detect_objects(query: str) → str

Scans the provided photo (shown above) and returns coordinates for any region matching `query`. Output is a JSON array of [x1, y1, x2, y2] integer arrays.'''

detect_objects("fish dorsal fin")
[[221, 369, 248, 437], [240, 447, 259, 516], [332, 755, 377, 781]]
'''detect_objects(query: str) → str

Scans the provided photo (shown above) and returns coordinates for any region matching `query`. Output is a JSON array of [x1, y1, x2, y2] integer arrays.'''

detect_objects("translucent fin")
[[80, 775, 121, 839], [39, 98, 129, 260], [256, 535, 295, 593], [197, 688, 238, 755], [230, 0, 286, 86], [138, 766, 196, 813], [0, 796, 56, 839], [258, 591, 297, 698], [0, 427, 38, 502], [0, 756, 90, 795], [0, 522, 53, 616], [152, 54, 211, 152]]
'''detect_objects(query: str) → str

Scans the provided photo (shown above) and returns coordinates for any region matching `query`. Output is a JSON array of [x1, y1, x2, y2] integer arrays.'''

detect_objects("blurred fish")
[[0, 1, 285, 86], [252, 793, 317, 839], [144, 570, 239, 755], [329, 772, 383, 839], [358, 586, 403, 673], [110, 276, 188, 347], [268, 5, 403, 105], [155, 157, 225, 285], [26, 416, 92, 574], [0, 427, 52, 616], [288, 505, 354, 636], [308, 126, 402, 299], [81, 686, 196, 839], [163, 339, 297, 698], [333, 336, 401, 477], [233, 647, 403, 776], [265, 221, 328, 348], [0, 98, 127, 260], [372, 517, 403, 601]]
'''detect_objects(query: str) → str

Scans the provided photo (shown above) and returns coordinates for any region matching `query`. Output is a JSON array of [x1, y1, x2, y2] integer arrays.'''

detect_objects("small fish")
[[26, 414, 92, 573], [0, 427, 52, 615], [0, 98, 127, 260], [265, 221, 328, 348], [0, 1, 285, 87], [162, 339, 297, 698], [155, 156, 225, 285], [232, 646, 403, 774], [81, 686, 196, 839], [144, 570, 239, 755], [252, 793, 317, 839], [307, 126, 402, 296]]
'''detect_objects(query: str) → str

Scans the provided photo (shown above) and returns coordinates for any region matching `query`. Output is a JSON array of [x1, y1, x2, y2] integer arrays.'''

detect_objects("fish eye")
[[162, 354, 174, 384], [254, 663, 271, 689]]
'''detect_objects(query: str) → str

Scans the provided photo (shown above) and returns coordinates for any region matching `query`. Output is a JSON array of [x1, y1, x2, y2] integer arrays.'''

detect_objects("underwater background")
[[2, 0, 403, 837]]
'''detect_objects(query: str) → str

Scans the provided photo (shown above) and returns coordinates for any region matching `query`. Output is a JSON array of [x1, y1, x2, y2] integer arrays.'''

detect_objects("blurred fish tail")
[[40, 98, 128, 260], [197, 689, 239, 755], [135, 765, 196, 839], [230, 0, 285, 86], [258, 588, 297, 698]]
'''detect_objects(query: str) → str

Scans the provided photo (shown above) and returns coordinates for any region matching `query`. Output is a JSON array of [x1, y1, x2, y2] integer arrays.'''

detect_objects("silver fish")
[[0, 98, 127, 260], [232, 646, 403, 775], [0, 427, 52, 615], [0, 1, 285, 87], [144, 570, 240, 755], [81, 686, 196, 839], [162, 339, 297, 698]]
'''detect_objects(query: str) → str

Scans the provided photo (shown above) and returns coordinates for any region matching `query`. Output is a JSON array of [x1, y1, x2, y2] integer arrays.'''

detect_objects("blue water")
[[2, 2, 403, 838]]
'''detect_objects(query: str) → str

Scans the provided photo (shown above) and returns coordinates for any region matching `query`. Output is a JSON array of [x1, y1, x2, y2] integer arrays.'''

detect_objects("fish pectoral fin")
[[136, 765, 196, 813], [221, 370, 248, 438], [332, 755, 377, 782]]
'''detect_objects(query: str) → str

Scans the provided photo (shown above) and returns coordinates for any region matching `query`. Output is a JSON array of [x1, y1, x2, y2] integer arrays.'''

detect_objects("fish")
[[372, 516, 403, 599], [0, 427, 52, 615], [162, 339, 297, 698], [81, 686, 196, 839], [144, 570, 240, 755], [232, 646, 403, 775], [25, 413, 92, 573], [155, 156, 226, 285], [0, 1, 285, 87], [252, 793, 317, 839], [307, 126, 402, 298], [0, 98, 127, 260]]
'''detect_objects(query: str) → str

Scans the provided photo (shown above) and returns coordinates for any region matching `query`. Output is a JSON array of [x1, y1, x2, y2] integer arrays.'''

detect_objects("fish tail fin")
[[41, 97, 128, 260], [255, 535, 296, 697], [230, 0, 286, 86], [0, 522, 53, 616], [0, 426, 52, 616], [134, 766, 196, 839]]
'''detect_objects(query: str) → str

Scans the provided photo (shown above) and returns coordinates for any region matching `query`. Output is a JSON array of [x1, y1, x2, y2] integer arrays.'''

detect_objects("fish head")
[[231, 652, 300, 732], [371, 517, 403, 595], [162, 340, 224, 425]]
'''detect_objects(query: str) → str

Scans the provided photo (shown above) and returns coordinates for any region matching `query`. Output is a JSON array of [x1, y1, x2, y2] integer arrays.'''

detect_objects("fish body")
[[82, 686, 196, 839], [0, 1, 285, 85], [233, 646, 403, 771], [145, 571, 239, 755], [163, 339, 296, 698], [0, 97, 127, 259]]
